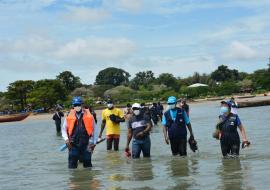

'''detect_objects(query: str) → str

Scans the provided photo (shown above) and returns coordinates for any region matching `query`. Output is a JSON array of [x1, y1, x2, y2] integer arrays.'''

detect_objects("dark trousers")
[[106, 135, 120, 151], [170, 138, 187, 156], [55, 122, 61, 133], [220, 133, 240, 157], [220, 141, 240, 157], [68, 145, 92, 169]]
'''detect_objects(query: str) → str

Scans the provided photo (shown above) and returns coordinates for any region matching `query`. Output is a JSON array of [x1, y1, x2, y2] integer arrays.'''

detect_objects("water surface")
[[0, 102, 269, 190]]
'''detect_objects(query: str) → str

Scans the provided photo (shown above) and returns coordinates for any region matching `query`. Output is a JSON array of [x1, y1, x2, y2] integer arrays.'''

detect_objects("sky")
[[0, 0, 270, 91]]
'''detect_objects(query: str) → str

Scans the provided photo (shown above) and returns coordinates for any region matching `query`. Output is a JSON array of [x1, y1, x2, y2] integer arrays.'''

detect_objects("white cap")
[[132, 103, 141, 109]]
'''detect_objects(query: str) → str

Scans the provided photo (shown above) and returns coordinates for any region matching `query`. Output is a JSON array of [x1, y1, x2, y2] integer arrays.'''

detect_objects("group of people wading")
[[58, 96, 250, 169]]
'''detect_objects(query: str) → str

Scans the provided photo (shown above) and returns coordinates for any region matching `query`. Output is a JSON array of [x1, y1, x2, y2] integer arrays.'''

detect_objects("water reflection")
[[68, 169, 101, 190], [131, 158, 154, 181], [166, 157, 193, 190], [217, 158, 243, 190]]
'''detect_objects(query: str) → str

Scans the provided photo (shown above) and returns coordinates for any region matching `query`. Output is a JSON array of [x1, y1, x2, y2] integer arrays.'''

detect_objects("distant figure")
[[52, 108, 64, 133], [84, 105, 98, 124], [230, 97, 238, 115], [124, 103, 133, 121], [180, 99, 190, 116], [157, 102, 164, 119], [140, 103, 151, 120], [150, 103, 159, 125]]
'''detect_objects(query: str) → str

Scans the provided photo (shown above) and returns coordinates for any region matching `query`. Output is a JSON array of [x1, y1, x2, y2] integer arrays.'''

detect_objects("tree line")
[[0, 64, 269, 112]]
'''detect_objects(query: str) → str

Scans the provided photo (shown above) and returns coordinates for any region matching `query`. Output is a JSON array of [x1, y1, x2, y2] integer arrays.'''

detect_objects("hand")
[[242, 141, 251, 149], [124, 147, 131, 158], [88, 144, 96, 152], [165, 136, 169, 144], [98, 137, 102, 142], [65, 139, 72, 150], [136, 131, 145, 138]]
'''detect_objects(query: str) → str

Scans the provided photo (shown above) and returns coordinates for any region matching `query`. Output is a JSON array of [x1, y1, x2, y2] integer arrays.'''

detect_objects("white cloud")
[[55, 37, 136, 60], [0, 35, 137, 72], [225, 41, 259, 60], [125, 55, 216, 77], [0, 36, 55, 54], [65, 7, 110, 22]]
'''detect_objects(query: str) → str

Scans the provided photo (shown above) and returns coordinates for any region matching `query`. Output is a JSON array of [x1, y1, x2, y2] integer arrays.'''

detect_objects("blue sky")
[[0, 0, 270, 91]]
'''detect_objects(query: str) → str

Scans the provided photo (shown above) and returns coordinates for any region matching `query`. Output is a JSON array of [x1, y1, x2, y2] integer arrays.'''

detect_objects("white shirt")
[[62, 112, 98, 145]]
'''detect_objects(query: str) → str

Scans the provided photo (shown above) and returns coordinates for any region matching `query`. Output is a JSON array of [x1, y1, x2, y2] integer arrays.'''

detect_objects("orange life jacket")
[[66, 108, 94, 137]]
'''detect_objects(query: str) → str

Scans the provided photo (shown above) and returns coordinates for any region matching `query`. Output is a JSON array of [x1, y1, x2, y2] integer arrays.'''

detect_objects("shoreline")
[[25, 93, 270, 121]]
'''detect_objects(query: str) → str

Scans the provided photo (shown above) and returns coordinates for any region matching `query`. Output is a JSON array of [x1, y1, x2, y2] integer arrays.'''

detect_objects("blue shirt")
[[162, 109, 190, 126]]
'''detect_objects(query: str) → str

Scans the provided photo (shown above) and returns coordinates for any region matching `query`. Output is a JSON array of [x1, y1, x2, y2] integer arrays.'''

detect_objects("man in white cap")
[[125, 103, 152, 158]]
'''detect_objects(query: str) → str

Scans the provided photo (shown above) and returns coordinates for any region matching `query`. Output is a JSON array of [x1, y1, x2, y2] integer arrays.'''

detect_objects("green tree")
[[91, 85, 114, 98], [6, 80, 35, 111], [56, 71, 82, 92], [211, 65, 240, 82], [95, 67, 130, 86], [130, 71, 155, 89], [29, 79, 67, 111], [251, 68, 270, 90], [157, 73, 178, 91]]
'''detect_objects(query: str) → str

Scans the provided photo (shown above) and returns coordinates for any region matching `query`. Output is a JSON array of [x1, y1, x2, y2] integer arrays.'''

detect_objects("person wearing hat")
[[229, 97, 238, 115], [179, 98, 190, 116], [61, 96, 98, 168], [162, 96, 197, 156], [125, 103, 152, 158], [124, 103, 133, 121], [215, 100, 250, 157], [98, 100, 125, 151]]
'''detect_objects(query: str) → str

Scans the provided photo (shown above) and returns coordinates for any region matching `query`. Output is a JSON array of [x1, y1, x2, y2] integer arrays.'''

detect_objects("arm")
[[136, 122, 152, 138], [126, 128, 133, 149], [99, 120, 106, 138], [89, 120, 99, 145], [163, 125, 169, 144], [117, 109, 125, 122], [143, 122, 152, 134], [61, 118, 68, 141], [62, 118, 72, 149], [238, 124, 248, 142], [187, 123, 194, 137], [183, 111, 194, 137]]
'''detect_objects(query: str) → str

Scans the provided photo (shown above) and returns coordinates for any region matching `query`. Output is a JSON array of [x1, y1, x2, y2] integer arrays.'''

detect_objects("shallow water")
[[0, 102, 270, 190]]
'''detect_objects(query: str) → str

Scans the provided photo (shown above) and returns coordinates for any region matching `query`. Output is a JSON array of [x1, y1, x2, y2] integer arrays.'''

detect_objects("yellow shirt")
[[102, 108, 124, 135]]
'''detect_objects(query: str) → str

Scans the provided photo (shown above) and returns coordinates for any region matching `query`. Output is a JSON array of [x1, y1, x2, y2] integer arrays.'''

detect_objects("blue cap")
[[167, 96, 177, 104], [221, 100, 232, 107], [72, 96, 82, 105]]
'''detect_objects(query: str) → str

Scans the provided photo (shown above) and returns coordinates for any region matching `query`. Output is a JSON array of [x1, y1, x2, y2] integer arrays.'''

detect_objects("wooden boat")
[[237, 95, 256, 99], [0, 113, 30, 123]]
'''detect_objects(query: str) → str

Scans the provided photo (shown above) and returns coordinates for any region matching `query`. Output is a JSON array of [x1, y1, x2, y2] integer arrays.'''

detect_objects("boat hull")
[[0, 113, 30, 123]]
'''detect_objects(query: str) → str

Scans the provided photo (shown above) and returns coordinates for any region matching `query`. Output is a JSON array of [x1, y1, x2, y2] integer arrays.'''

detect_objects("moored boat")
[[0, 113, 30, 123]]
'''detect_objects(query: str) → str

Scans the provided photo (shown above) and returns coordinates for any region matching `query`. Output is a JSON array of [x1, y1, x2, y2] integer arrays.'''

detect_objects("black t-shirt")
[[127, 114, 151, 139]]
